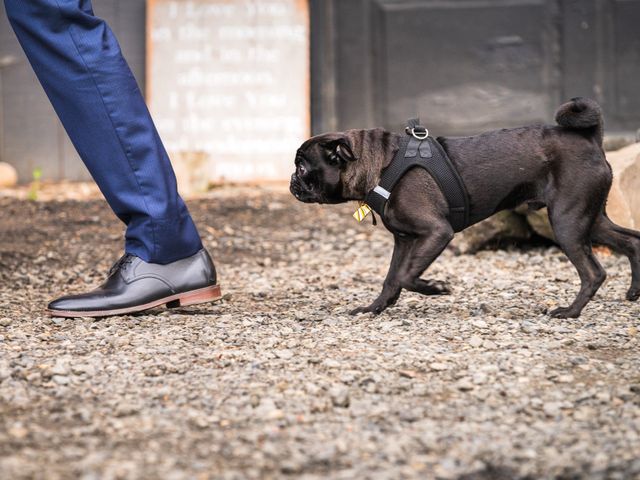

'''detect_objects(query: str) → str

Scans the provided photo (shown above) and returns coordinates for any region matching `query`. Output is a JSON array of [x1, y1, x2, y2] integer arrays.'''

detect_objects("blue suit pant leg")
[[3, 0, 203, 264]]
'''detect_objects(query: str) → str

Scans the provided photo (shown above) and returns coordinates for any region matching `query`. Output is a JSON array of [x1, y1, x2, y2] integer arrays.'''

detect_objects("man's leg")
[[4, 0, 201, 264], [4, 0, 221, 316]]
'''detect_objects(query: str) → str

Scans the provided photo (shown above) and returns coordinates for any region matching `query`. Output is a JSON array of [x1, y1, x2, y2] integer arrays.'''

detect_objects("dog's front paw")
[[350, 303, 386, 316], [422, 279, 451, 295], [550, 306, 581, 318]]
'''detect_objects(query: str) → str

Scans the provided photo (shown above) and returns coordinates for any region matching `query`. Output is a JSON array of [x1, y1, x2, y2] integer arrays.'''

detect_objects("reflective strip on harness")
[[364, 119, 470, 232], [373, 185, 391, 199]]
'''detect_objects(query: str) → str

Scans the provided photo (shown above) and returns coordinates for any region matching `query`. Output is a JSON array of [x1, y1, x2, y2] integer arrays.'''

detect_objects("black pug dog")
[[290, 97, 640, 318]]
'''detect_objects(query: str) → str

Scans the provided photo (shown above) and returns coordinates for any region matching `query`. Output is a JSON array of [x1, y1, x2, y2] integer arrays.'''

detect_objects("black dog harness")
[[364, 119, 470, 232]]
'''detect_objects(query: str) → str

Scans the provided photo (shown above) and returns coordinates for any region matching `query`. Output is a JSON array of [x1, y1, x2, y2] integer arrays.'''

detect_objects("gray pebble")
[[329, 386, 350, 408]]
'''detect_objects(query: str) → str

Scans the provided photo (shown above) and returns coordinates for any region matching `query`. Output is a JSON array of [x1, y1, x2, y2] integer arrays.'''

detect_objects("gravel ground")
[[0, 186, 639, 480]]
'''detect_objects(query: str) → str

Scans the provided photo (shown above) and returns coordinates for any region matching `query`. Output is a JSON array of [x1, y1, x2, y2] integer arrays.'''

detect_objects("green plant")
[[27, 167, 42, 201]]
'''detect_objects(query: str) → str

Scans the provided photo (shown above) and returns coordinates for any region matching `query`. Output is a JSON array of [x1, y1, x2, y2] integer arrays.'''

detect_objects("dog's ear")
[[322, 137, 357, 167]]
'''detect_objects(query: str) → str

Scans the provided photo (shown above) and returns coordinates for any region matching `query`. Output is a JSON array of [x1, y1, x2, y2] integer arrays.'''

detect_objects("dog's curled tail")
[[555, 97, 604, 146]]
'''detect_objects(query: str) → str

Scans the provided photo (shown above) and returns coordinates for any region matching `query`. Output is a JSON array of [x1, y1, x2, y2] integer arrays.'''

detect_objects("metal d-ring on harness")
[[364, 118, 470, 232]]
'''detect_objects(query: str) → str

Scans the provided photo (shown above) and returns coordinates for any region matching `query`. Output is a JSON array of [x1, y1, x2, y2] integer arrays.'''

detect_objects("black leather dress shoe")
[[47, 248, 221, 318]]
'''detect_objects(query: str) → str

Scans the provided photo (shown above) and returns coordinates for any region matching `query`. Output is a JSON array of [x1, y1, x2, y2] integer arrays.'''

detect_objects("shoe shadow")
[[107, 299, 227, 319], [163, 305, 223, 316]]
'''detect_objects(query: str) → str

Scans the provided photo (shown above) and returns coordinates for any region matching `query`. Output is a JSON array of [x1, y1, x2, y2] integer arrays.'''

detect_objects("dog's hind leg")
[[547, 198, 606, 318], [591, 212, 640, 301]]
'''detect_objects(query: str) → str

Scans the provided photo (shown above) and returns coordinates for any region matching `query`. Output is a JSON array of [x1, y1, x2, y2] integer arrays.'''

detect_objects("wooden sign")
[[147, 0, 309, 188]]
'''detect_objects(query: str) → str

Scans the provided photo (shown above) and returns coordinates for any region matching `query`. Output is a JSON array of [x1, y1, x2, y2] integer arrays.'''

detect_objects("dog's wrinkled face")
[[290, 133, 356, 204]]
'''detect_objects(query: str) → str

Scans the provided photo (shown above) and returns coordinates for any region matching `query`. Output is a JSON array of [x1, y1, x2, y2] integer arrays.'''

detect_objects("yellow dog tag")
[[353, 203, 372, 222]]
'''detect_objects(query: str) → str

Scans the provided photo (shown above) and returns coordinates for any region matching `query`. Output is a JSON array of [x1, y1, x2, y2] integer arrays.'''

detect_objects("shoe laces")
[[108, 253, 136, 275]]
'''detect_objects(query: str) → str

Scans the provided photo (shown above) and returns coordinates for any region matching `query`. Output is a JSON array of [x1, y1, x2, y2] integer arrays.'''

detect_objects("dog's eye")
[[297, 163, 307, 176]]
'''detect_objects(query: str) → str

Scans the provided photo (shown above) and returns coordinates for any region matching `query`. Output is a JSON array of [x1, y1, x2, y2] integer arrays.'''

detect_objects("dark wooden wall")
[[2, 0, 639, 182], [310, 0, 640, 137], [0, 0, 146, 182]]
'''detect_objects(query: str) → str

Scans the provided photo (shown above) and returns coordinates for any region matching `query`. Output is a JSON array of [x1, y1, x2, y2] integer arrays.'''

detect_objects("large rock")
[[451, 210, 531, 254], [525, 207, 554, 241], [606, 142, 640, 229], [0, 162, 18, 188]]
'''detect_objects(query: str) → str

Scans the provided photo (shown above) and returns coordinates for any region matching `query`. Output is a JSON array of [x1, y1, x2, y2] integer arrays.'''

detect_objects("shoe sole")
[[46, 284, 222, 318]]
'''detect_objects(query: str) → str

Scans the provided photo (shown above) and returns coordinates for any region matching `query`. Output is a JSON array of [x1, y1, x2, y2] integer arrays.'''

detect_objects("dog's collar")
[[362, 118, 470, 232]]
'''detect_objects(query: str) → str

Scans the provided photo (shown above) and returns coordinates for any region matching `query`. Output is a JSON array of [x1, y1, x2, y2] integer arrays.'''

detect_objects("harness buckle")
[[407, 126, 429, 140]]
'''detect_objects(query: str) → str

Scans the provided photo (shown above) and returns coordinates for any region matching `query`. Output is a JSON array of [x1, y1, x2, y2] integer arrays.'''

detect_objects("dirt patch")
[[1, 186, 639, 479]]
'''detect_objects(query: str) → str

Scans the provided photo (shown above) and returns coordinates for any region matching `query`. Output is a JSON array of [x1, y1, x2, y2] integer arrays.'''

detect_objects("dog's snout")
[[289, 173, 302, 198]]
